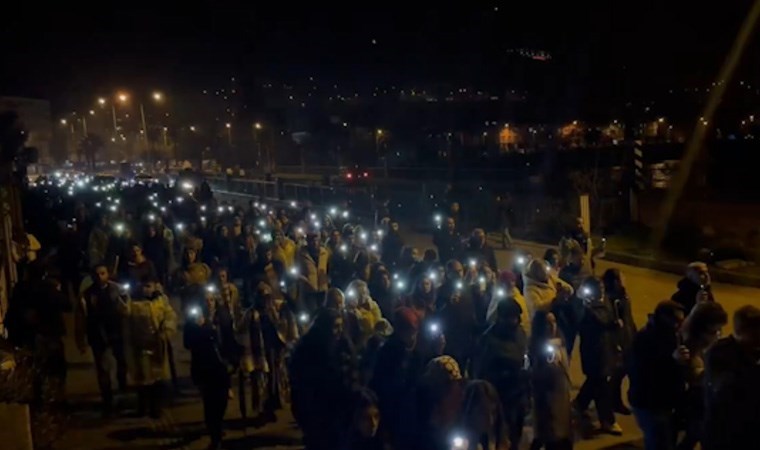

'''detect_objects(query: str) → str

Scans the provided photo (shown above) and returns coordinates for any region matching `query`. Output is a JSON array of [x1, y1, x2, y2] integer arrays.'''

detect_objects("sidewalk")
[[494, 232, 760, 288]]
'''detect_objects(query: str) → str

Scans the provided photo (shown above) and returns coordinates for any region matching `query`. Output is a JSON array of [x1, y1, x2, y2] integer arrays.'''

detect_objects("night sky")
[[3, 2, 757, 109]]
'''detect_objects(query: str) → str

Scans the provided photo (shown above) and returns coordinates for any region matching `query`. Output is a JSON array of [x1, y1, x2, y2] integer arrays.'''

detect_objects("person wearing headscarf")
[[346, 279, 384, 349], [457, 380, 510, 450], [243, 282, 299, 423], [530, 310, 573, 450], [410, 355, 466, 450]]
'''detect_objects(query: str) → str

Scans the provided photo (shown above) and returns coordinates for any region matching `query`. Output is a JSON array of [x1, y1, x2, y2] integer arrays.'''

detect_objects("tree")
[[78, 133, 105, 172]]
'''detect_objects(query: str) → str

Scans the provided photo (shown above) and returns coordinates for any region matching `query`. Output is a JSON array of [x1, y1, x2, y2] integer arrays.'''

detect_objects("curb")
[[603, 251, 760, 288]]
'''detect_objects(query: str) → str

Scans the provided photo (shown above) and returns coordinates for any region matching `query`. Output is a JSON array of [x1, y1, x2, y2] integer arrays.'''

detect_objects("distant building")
[[0, 96, 52, 163]]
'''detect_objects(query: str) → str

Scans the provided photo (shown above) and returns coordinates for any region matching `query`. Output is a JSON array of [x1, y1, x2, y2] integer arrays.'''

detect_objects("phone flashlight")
[[299, 313, 309, 324], [206, 285, 216, 294]]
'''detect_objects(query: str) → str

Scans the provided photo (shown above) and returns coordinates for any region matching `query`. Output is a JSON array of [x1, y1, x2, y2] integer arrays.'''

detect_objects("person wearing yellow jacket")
[[345, 279, 384, 349], [124, 276, 178, 418], [294, 233, 329, 312]]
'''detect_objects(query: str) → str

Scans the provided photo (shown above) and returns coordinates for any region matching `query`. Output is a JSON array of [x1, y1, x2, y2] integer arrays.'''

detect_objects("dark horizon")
[[4, 2, 758, 112]]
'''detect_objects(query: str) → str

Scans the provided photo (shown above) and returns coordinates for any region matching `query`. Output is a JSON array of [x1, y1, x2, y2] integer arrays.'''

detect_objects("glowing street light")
[[117, 93, 128, 103], [98, 97, 106, 106], [254, 122, 262, 130], [189, 125, 196, 132], [152, 91, 164, 102], [89, 110, 95, 115], [225, 123, 233, 145], [60, 119, 67, 125]]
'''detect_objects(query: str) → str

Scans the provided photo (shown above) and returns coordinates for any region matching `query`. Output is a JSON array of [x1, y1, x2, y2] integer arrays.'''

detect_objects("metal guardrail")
[[206, 175, 444, 229]]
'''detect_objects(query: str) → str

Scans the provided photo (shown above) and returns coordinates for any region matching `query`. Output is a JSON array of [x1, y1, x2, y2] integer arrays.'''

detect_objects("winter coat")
[[703, 336, 760, 450], [440, 297, 480, 368], [88, 226, 110, 267], [579, 301, 620, 377], [124, 295, 177, 386], [467, 243, 498, 271], [77, 281, 128, 350], [671, 278, 715, 314], [272, 238, 297, 269], [297, 246, 330, 301], [348, 299, 384, 348], [433, 230, 462, 264], [627, 317, 686, 412], [531, 337, 572, 443], [143, 235, 168, 279], [523, 275, 557, 323], [183, 322, 231, 390], [381, 232, 405, 270], [474, 325, 529, 405], [608, 294, 636, 355]]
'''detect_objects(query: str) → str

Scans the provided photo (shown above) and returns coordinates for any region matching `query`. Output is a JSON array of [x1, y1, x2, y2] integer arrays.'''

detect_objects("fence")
[[206, 175, 610, 243]]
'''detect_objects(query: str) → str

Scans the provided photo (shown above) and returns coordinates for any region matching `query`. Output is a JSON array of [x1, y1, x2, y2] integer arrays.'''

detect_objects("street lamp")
[[98, 98, 106, 106], [225, 123, 232, 146], [117, 93, 128, 103], [189, 126, 196, 132], [152, 91, 163, 102], [60, 119, 67, 125], [376, 128, 388, 178], [254, 122, 262, 130]]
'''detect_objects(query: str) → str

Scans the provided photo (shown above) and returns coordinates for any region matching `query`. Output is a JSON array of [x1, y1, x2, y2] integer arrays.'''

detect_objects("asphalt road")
[[53, 213, 760, 449]]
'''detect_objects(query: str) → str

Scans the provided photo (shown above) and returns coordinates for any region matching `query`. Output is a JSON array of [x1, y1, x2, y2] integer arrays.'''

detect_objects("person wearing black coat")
[[671, 262, 714, 314], [702, 305, 760, 450], [432, 217, 462, 265], [473, 298, 529, 449], [628, 301, 688, 450], [381, 222, 405, 271], [573, 277, 622, 436], [602, 268, 636, 415], [466, 228, 498, 271], [184, 311, 231, 450]]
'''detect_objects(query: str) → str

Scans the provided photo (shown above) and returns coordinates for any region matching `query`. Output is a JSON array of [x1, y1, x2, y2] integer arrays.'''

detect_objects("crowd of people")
[[2, 171, 760, 450]]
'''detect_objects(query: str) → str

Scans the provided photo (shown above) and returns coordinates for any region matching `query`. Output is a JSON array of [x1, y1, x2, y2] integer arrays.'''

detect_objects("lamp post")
[[225, 123, 232, 146], [253, 122, 262, 169], [376, 128, 387, 178]]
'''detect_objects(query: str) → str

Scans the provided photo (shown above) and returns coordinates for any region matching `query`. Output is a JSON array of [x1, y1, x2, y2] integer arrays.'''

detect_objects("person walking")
[[628, 301, 688, 450], [125, 276, 178, 418], [601, 268, 636, 415], [183, 303, 231, 450], [76, 264, 130, 415]]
